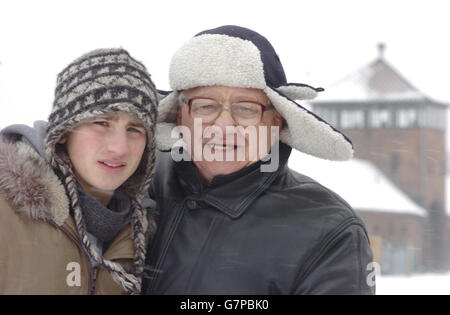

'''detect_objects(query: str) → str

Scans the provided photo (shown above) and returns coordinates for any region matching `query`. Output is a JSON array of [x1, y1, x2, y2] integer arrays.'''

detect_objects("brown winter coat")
[[0, 135, 134, 294]]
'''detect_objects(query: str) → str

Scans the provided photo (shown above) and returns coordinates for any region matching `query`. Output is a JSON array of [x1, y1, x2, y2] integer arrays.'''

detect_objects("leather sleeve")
[[292, 220, 376, 295]]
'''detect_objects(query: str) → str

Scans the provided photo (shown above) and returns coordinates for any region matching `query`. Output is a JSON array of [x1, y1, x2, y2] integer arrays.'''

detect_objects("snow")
[[314, 59, 428, 103], [376, 272, 450, 295], [288, 150, 427, 216], [317, 82, 424, 102]]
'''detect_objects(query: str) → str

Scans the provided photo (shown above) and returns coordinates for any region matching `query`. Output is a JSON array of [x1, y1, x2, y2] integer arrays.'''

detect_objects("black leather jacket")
[[143, 143, 375, 294]]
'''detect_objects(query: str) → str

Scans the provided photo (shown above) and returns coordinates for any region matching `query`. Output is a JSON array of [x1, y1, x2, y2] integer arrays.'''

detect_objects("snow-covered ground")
[[376, 273, 450, 295]]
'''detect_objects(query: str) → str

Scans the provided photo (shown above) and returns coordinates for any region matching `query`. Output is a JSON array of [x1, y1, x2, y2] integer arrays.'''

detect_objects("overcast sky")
[[1, 0, 449, 128]]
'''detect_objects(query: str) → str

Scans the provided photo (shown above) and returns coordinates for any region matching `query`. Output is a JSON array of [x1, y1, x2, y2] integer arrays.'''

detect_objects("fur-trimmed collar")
[[0, 134, 69, 226]]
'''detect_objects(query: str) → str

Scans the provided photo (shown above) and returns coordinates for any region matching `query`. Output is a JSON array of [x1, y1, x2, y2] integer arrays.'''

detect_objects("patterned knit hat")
[[44, 48, 158, 294], [156, 25, 353, 161]]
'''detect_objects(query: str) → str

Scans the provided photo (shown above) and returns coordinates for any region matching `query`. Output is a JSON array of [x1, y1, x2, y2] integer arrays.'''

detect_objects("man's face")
[[178, 85, 283, 182], [61, 113, 147, 202]]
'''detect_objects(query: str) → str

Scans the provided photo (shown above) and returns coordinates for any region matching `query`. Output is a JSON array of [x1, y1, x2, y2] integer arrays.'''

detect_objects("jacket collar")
[[59, 212, 134, 260], [0, 134, 69, 226], [174, 142, 292, 218]]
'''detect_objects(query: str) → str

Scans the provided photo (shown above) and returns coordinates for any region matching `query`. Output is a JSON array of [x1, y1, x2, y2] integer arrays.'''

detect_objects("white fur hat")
[[156, 25, 353, 161]]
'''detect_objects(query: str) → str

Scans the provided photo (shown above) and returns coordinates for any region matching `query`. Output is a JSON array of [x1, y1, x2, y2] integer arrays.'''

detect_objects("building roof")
[[314, 56, 431, 103], [288, 150, 427, 217]]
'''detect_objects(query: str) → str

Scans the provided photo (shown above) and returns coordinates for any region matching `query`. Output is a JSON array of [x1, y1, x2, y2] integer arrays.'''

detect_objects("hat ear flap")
[[276, 84, 324, 101], [157, 89, 171, 101], [264, 87, 354, 161]]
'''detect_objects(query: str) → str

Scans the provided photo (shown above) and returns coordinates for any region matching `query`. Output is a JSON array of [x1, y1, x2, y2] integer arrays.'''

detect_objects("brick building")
[[309, 44, 449, 272]]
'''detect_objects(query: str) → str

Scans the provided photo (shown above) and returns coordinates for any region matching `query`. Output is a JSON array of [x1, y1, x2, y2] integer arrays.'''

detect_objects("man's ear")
[[177, 107, 182, 125], [58, 136, 67, 144], [274, 112, 284, 129]]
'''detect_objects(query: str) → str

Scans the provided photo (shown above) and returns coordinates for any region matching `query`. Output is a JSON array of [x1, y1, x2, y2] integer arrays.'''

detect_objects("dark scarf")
[[77, 186, 133, 243]]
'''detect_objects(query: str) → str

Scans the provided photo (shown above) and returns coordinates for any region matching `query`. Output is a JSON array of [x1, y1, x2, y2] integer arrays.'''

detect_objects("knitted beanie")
[[44, 48, 158, 294]]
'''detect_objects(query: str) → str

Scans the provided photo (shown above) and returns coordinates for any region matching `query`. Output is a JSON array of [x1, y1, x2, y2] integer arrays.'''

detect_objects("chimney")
[[377, 42, 386, 60]]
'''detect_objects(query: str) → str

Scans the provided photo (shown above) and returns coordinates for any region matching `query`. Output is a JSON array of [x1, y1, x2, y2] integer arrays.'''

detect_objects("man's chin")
[[194, 160, 254, 180]]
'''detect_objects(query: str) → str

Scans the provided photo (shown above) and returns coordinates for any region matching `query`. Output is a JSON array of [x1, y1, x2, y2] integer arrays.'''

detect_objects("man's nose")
[[213, 106, 236, 128], [105, 129, 128, 156]]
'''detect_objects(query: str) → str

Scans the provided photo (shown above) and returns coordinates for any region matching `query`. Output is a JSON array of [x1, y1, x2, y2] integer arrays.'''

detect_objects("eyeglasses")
[[183, 96, 274, 126]]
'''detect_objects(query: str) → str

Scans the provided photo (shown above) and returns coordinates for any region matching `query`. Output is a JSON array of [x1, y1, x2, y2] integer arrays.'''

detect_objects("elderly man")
[[144, 25, 375, 294]]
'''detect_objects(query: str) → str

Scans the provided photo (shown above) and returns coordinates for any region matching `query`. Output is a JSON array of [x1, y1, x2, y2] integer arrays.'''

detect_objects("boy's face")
[[61, 113, 147, 202]]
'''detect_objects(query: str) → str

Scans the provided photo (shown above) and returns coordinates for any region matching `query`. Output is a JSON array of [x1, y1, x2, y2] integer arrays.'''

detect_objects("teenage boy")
[[0, 48, 158, 294]]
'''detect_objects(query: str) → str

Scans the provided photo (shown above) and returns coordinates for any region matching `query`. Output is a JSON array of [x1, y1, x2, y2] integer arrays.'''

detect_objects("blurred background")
[[1, 0, 449, 294]]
